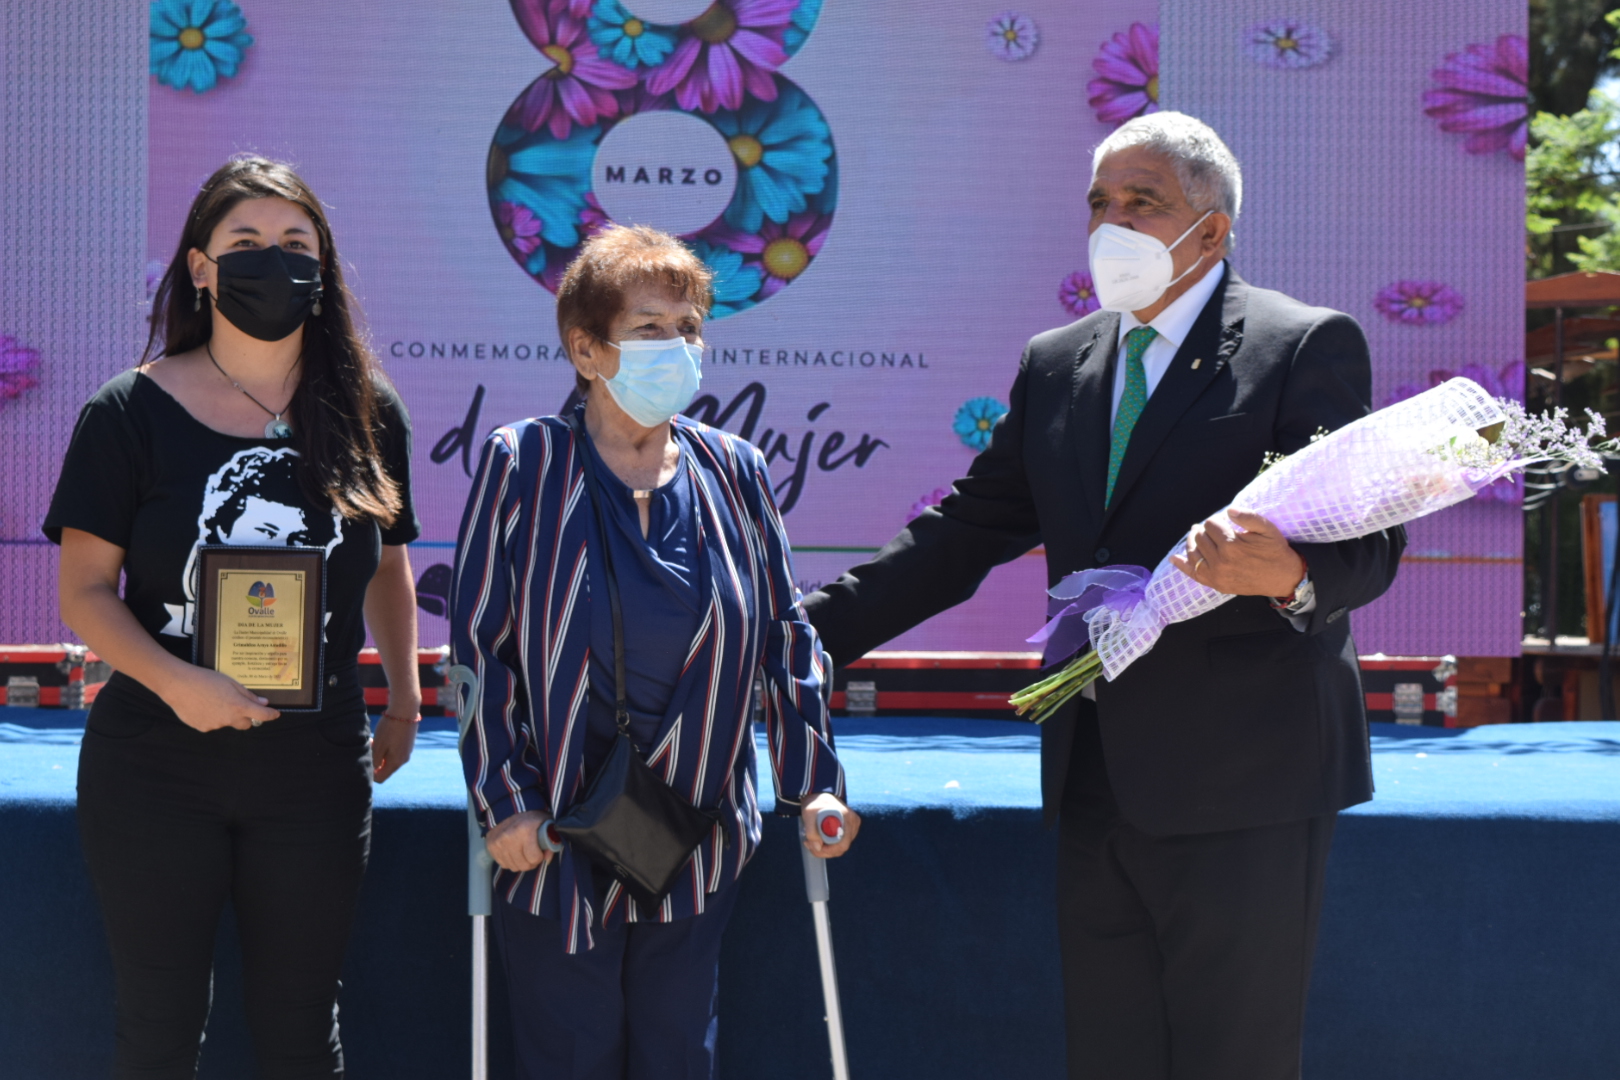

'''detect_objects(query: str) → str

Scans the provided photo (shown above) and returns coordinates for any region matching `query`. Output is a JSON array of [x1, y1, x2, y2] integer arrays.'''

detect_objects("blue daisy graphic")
[[487, 121, 598, 253], [150, 0, 254, 94], [712, 79, 835, 233], [785, 0, 824, 54], [809, 150, 838, 215], [687, 239, 764, 319], [588, 0, 677, 70], [953, 397, 1008, 451]]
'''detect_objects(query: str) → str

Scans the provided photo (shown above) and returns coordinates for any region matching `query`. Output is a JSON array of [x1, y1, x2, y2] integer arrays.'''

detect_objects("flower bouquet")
[[1011, 377, 1616, 723]]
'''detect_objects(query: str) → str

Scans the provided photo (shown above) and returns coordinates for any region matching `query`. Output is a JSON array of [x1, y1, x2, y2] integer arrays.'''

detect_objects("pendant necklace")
[[207, 342, 294, 439]]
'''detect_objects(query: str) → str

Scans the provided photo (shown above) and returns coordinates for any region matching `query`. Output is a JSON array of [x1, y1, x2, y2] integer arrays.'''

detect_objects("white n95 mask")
[[1087, 211, 1213, 313], [599, 337, 703, 428]]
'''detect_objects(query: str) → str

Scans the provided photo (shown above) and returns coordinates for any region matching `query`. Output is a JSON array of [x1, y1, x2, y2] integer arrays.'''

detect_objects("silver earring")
[[193, 288, 202, 313], [312, 290, 323, 317]]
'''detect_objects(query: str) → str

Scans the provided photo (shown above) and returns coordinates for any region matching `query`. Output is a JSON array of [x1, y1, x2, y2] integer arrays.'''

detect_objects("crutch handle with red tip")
[[801, 807, 851, 1080]]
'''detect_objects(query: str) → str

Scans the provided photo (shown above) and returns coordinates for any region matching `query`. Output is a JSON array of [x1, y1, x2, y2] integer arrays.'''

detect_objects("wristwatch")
[[1270, 560, 1314, 615]]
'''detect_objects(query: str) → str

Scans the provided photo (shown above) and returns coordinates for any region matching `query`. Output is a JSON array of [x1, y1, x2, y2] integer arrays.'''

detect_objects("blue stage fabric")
[[2, 711, 1618, 1079]]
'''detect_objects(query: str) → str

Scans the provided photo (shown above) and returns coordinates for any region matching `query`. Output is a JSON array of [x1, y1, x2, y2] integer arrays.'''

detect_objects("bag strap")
[[568, 412, 630, 736]]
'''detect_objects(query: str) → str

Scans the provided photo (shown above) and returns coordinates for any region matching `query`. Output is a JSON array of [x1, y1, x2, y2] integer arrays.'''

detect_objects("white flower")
[[1243, 20, 1332, 70], [985, 12, 1038, 61]]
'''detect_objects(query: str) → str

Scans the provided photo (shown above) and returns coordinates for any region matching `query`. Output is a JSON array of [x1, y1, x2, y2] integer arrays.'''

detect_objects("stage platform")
[[2, 711, 1618, 1079]]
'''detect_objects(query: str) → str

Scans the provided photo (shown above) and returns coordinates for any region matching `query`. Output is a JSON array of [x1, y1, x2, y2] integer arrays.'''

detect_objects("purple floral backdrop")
[[1164, 0, 1526, 657], [0, 0, 1527, 660], [0, 1, 145, 647]]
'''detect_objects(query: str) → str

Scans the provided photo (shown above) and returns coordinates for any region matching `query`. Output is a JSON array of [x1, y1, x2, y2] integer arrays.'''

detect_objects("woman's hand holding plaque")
[[165, 667, 281, 733]]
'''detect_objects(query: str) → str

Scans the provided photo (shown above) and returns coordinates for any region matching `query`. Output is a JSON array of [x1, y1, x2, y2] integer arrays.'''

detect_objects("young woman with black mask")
[[44, 155, 421, 1080]]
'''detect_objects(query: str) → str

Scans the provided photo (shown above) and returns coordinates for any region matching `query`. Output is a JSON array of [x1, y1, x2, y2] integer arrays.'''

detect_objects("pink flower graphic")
[[704, 210, 831, 297], [0, 334, 41, 406], [645, 0, 792, 114], [910, 487, 953, 521], [1422, 34, 1529, 161], [614, 82, 675, 117], [511, 3, 638, 139], [1087, 22, 1159, 129], [579, 191, 611, 239], [496, 201, 543, 257], [1059, 271, 1100, 316], [1384, 361, 1524, 501], [1374, 280, 1465, 326]]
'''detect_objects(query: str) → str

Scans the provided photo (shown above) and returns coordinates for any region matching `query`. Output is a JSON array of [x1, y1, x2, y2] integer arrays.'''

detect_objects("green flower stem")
[[1010, 665, 1081, 704], [1031, 676, 1094, 724], [1028, 661, 1103, 724], [1010, 649, 1104, 722]]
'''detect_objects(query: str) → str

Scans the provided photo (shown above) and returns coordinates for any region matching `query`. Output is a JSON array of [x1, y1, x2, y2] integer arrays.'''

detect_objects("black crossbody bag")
[[547, 416, 717, 907]]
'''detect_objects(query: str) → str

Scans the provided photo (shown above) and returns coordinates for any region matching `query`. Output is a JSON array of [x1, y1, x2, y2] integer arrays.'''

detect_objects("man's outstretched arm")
[[804, 348, 1044, 665]]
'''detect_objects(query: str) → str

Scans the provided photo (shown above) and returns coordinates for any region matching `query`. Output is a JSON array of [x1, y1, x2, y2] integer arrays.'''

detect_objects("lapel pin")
[[1191, 357, 1203, 370]]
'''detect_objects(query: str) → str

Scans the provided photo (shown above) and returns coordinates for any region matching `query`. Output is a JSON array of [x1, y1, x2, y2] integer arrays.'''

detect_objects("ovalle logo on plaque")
[[247, 580, 277, 614]]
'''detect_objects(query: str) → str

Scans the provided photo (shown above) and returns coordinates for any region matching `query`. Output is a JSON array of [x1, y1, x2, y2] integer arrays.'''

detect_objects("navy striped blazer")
[[451, 413, 845, 952]]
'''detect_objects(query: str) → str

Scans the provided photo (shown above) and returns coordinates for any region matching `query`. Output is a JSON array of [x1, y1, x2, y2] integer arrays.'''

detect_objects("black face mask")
[[206, 246, 324, 342]]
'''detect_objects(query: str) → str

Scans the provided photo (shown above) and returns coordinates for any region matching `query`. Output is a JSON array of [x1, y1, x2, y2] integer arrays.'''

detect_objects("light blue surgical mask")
[[599, 336, 703, 428]]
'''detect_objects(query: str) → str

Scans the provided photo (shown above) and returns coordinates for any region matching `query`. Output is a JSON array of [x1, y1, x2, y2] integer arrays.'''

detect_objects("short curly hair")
[[555, 225, 715, 396], [1092, 111, 1242, 252]]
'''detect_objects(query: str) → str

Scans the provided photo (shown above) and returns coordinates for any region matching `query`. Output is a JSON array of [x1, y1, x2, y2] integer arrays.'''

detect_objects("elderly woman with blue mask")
[[451, 224, 859, 1080]]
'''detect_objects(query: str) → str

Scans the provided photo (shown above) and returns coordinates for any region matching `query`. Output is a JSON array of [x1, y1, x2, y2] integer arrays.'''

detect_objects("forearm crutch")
[[448, 665, 493, 1080], [801, 807, 851, 1080]]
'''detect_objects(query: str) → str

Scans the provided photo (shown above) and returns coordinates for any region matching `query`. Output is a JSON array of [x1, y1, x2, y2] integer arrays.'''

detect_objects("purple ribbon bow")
[[1026, 565, 1151, 668]]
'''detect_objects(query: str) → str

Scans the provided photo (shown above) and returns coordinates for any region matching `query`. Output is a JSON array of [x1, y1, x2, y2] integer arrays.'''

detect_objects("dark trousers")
[[1058, 713, 1336, 1080], [76, 698, 373, 1080], [493, 879, 740, 1080]]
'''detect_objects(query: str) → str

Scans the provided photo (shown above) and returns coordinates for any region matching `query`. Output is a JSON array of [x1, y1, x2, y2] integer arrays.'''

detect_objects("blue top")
[[580, 427, 703, 775], [453, 412, 844, 949]]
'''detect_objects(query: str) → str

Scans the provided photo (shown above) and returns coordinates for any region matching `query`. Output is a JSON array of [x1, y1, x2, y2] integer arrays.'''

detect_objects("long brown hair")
[[144, 155, 401, 524]]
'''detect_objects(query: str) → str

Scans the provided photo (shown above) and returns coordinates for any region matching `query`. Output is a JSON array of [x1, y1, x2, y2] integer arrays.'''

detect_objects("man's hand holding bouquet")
[[1012, 377, 1616, 723]]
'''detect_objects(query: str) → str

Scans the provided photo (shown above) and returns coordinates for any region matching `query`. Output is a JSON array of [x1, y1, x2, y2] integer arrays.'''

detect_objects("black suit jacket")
[[804, 267, 1404, 835]]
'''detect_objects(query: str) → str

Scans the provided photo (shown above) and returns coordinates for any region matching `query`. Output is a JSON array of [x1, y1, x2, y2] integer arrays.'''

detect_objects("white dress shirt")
[[1110, 260, 1227, 425], [1088, 258, 1311, 682]]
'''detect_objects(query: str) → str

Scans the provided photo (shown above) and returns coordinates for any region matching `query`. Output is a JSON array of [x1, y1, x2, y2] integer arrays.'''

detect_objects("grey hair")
[[1092, 112, 1242, 248]]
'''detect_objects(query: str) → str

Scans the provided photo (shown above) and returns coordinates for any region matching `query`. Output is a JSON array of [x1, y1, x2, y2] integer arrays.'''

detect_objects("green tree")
[[1530, 0, 1620, 116], [1527, 95, 1620, 276], [1526, 3, 1620, 276]]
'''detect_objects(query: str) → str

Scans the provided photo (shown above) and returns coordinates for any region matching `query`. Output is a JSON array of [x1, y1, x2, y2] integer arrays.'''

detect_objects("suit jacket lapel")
[[1100, 271, 1249, 529], [1070, 314, 1119, 526]]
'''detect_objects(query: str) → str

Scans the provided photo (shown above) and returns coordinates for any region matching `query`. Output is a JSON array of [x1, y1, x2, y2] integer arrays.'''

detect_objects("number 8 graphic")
[[487, 0, 836, 318]]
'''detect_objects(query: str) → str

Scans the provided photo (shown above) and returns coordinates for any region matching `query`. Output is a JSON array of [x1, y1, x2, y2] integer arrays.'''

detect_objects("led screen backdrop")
[[0, 0, 1524, 657]]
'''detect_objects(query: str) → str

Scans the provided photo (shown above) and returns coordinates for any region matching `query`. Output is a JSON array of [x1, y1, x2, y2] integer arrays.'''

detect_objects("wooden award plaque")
[[193, 545, 327, 711]]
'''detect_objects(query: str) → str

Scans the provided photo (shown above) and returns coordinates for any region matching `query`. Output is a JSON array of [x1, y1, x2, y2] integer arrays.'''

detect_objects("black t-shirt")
[[43, 369, 420, 723]]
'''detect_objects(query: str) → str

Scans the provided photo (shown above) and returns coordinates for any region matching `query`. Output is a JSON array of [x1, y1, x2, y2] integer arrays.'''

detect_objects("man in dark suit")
[[803, 112, 1404, 1079]]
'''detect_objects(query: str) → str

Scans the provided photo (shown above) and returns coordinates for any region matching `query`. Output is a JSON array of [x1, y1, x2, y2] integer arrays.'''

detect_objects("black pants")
[[1058, 713, 1336, 1080], [494, 880, 739, 1080], [76, 691, 372, 1080]]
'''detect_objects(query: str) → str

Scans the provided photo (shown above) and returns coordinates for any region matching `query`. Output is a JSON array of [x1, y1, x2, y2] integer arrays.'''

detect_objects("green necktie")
[[1106, 326, 1159, 507]]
